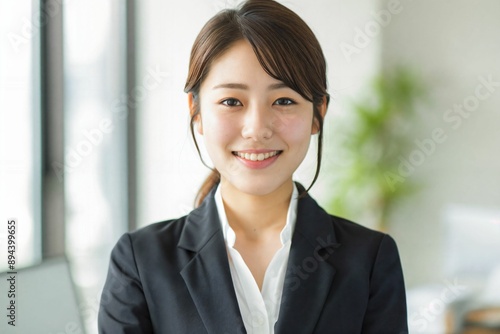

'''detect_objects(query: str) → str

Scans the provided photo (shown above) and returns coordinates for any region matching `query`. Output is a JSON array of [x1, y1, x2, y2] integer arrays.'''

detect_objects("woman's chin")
[[221, 178, 292, 198]]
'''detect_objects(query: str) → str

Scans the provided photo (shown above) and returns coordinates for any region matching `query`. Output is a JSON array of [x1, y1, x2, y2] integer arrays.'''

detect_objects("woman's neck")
[[220, 179, 294, 239]]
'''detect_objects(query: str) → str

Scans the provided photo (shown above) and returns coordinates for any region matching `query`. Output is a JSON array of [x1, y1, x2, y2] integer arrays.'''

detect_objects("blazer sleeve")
[[361, 235, 408, 334], [98, 233, 154, 334]]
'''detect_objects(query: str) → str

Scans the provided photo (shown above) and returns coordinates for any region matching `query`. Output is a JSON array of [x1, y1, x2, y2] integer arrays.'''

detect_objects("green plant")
[[327, 68, 427, 230]]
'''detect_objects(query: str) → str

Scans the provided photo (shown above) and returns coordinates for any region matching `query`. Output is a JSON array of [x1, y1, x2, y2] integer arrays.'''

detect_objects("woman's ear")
[[312, 96, 328, 134], [188, 92, 203, 135]]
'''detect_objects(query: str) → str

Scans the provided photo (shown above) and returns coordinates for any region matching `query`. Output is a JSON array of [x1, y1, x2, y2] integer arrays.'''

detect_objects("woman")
[[98, 1, 408, 333]]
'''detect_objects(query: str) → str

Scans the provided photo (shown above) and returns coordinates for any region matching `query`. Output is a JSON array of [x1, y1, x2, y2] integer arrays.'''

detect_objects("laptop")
[[0, 257, 86, 334]]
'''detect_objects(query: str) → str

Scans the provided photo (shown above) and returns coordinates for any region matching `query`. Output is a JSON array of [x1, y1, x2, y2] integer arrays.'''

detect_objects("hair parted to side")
[[184, 0, 330, 207]]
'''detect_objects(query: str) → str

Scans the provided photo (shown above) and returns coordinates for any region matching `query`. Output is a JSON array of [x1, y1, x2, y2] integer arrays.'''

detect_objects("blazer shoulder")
[[120, 215, 189, 252], [327, 214, 397, 250], [130, 216, 187, 237], [324, 213, 404, 289]]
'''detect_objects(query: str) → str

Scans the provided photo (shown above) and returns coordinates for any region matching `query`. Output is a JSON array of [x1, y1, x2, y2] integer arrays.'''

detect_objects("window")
[[0, 0, 39, 270], [63, 1, 129, 332]]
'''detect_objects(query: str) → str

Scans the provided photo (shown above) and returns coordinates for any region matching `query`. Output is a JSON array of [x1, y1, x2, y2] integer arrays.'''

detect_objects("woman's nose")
[[241, 104, 274, 141]]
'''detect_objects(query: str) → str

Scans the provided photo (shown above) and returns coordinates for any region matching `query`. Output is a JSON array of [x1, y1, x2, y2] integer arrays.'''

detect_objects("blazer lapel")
[[178, 188, 246, 334], [275, 189, 341, 334]]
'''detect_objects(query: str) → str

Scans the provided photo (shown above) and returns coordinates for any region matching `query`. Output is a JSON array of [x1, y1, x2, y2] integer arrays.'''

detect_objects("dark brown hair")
[[184, 0, 330, 207]]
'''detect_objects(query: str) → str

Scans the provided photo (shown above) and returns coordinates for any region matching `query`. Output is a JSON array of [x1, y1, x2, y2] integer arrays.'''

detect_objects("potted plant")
[[326, 68, 428, 230]]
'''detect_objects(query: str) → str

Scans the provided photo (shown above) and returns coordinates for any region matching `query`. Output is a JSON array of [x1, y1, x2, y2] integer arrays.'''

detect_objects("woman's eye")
[[274, 98, 295, 106], [221, 98, 242, 107]]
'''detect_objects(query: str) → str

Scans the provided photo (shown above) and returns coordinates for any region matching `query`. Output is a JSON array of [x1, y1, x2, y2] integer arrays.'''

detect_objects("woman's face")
[[192, 39, 318, 197]]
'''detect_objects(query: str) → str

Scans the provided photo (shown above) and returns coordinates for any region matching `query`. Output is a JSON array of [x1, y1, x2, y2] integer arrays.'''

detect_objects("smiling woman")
[[190, 39, 321, 201], [98, 1, 408, 333], [184, 1, 330, 208]]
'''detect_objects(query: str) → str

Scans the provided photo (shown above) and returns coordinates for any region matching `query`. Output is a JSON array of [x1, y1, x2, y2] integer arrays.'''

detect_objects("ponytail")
[[194, 169, 220, 207]]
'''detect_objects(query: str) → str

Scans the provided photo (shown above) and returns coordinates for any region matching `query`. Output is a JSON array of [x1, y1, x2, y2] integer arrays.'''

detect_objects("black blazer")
[[98, 185, 408, 333]]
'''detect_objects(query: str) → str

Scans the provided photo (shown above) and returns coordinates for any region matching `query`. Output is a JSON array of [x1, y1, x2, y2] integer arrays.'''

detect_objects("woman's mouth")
[[231, 150, 283, 169], [232, 150, 282, 161]]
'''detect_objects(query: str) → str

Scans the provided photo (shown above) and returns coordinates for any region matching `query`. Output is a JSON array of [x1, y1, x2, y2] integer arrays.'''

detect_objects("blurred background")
[[1, 0, 499, 333]]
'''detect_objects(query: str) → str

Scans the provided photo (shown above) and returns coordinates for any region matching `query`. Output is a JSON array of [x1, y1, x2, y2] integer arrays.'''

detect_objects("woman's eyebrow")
[[213, 83, 249, 90], [268, 82, 288, 90], [212, 82, 289, 90]]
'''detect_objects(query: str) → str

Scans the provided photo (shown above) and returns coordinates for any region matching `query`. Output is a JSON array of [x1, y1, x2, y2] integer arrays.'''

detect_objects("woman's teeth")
[[234, 151, 280, 161]]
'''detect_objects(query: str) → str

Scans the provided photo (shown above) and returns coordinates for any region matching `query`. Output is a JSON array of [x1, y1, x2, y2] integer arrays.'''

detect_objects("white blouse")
[[215, 184, 298, 334]]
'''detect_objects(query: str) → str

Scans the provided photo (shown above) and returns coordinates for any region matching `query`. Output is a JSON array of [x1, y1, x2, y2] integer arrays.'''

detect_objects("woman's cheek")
[[204, 114, 238, 144], [278, 115, 312, 143]]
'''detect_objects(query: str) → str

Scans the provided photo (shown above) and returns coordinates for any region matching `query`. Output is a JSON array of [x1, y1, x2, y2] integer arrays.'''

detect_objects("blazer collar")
[[275, 183, 341, 333], [178, 186, 246, 333], [177, 183, 341, 334]]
